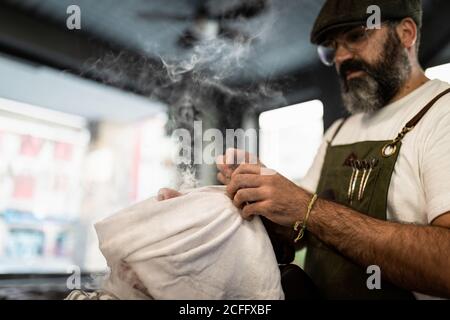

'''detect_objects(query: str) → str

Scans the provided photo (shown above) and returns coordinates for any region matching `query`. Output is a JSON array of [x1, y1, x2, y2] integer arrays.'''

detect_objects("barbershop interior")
[[0, 0, 449, 300]]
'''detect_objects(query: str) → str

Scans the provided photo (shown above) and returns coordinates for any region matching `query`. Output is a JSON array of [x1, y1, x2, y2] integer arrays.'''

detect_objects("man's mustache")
[[339, 60, 369, 80], [338, 59, 373, 92]]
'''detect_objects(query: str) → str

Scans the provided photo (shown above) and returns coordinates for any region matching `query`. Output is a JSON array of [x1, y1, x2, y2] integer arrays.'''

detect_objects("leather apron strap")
[[305, 87, 450, 299], [330, 88, 450, 157]]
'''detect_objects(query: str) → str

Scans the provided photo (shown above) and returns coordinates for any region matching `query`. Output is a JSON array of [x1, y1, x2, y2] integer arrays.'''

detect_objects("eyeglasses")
[[317, 25, 378, 67]]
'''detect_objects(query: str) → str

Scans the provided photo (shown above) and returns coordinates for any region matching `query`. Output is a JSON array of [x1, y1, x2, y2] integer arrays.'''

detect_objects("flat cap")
[[311, 0, 423, 44]]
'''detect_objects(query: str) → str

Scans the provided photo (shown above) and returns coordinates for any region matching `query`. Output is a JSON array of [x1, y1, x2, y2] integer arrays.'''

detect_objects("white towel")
[[95, 185, 284, 300]]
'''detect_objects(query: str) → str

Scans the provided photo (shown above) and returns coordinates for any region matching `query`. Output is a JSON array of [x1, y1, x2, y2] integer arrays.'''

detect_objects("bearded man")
[[211, 0, 450, 299]]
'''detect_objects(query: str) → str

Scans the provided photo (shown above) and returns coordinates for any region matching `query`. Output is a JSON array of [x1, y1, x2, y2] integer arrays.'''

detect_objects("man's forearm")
[[307, 198, 450, 298]]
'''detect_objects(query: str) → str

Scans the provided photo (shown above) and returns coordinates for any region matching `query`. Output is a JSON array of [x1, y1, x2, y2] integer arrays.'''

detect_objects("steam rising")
[[82, 1, 286, 189]]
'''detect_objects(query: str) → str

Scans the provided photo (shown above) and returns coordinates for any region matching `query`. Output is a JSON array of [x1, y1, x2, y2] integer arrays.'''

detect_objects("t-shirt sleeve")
[[420, 96, 450, 223], [299, 119, 345, 193]]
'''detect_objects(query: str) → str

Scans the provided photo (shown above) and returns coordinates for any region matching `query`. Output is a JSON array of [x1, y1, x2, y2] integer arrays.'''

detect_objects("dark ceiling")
[[0, 0, 449, 128], [2, 0, 324, 81]]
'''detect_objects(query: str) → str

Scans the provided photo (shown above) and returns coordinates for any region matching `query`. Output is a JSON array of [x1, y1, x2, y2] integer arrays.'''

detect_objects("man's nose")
[[334, 43, 354, 71]]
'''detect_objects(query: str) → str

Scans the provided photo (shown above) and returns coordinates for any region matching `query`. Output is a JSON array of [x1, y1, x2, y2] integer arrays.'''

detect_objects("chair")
[[280, 264, 321, 300]]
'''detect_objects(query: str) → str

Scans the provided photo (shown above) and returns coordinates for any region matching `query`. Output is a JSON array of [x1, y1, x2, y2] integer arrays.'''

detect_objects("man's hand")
[[216, 148, 262, 186], [226, 163, 311, 227], [157, 188, 182, 201]]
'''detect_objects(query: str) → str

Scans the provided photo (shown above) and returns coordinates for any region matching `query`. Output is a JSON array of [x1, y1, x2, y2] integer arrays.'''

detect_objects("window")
[[0, 99, 89, 273], [0, 100, 176, 274], [426, 63, 450, 83], [259, 100, 324, 183]]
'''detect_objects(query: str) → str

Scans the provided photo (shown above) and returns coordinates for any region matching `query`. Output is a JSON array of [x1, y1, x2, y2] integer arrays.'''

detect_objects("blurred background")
[[0, 0, 449, 299]]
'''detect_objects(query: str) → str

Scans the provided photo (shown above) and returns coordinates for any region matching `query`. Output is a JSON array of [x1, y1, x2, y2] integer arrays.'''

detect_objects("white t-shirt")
[[300, 79, 450, 299], [301, 79, 450, 225]]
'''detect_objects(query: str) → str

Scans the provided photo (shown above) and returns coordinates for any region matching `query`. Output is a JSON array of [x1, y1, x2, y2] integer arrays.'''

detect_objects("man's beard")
[[339, 27, 412, 115]]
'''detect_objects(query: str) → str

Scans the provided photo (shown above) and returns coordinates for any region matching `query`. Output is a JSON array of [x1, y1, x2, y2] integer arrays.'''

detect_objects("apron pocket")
[[318, 165, 383, 216]]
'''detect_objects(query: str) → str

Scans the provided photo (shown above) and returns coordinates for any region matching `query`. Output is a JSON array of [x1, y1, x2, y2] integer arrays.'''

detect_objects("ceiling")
[[1, 0, 449, 127], [0, 53, 166, 122], [3, 0, 449, 84], [3, 0, 325, 82]]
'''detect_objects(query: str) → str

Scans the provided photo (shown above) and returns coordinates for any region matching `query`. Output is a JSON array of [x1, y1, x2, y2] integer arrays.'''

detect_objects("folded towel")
[[95, 185, 284, 300]]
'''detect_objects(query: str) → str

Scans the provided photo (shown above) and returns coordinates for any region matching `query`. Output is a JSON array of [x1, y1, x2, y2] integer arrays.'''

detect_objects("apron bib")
[[304, 88, 450, 300]]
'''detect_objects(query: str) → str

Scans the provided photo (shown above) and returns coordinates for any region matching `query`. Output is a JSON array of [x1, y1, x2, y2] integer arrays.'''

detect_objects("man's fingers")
[[216, 153, 236, 181], [157, 188, 182, 201], [232, 163, 263, 178], [216, 149, 260, 177], [216, 162, 234, 180], [217, 172, 230, 185], [225, 148, 259, 165], [233, 187, 265, 208], [225, 148, 246, 166], [227, 174, 262, 198], [241, 201, 268, 220]]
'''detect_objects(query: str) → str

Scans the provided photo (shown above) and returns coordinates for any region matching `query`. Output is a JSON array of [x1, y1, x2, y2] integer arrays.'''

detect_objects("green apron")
[[304, 88, 450, 300]]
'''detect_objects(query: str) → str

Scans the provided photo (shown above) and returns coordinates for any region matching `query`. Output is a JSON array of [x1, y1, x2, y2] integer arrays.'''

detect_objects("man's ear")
[[396, 17, 418, 50]]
